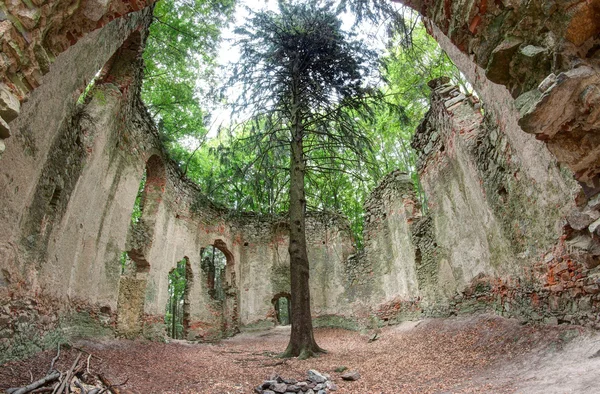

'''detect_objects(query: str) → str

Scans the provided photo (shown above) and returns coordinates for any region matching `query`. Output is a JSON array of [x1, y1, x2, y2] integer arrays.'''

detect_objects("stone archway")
[[117, 151, 165, 337], [201, 239, 239, 336], [272, 292, 291, 326], [165, 256, 193, 339]]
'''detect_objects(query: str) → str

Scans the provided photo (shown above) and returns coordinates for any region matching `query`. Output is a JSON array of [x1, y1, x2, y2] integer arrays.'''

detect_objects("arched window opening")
[[201, 245, 227, 301], [138, 154, 166, 218], [272, 293, 291, 326], [165, 257, 192, 339], [120, 171, 146, 274]]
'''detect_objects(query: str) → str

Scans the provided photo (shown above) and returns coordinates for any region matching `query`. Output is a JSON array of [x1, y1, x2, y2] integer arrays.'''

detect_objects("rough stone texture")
[[400, 79, 600, 327], [0, 8, 154, 361], [3, 0, 600, 366], [0, 0, 157, 140], [0, 4, 358, 359], [390, 0, 600, 190], [343, 170, 421, 317]]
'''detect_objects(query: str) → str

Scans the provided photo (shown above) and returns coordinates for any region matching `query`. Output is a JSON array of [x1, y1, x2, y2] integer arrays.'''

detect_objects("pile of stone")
[[254, 369, 340, 393]]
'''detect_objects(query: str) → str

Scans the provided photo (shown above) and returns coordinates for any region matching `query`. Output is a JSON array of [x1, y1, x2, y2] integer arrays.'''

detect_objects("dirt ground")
[[1, 314, 599, 393]]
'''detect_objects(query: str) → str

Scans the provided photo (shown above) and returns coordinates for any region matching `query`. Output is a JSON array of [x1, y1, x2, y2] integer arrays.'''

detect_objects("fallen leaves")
[[0, 314, 586, 394]]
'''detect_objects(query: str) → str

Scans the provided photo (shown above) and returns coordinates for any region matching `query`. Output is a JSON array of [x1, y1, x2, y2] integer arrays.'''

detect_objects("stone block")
[[0, 83, 19, 123], [83, 0, 111, 22], [584, 285, 600, 294], [14, 6, 41, 30], [566, 210, 595, 230], [341, 371, 360, 381], [0, 116, 10, 139], [555, 261, 569, 273], [486, 37, 523, 85], [307, 370, 327, 383]]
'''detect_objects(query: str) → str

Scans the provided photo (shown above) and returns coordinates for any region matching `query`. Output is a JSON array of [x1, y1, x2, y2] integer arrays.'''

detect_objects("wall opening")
[[116, 154, 163, 337], [126, 154, 165, 272], [201, 245, 227, 301], [120, 171, 146, 274], [272, 293, 291, 326], [165, 257, 192, 339], [200, 239, 239, 335], [139, 154, 166, 219]]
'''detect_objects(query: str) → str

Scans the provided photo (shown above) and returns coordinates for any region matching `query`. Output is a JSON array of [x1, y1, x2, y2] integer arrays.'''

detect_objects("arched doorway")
[[201, 244, 227, 301], [272, 293, 291, 326], [117, 152, 165, 337], [200, 239, 239, 336], [165, 257, 192, 339]]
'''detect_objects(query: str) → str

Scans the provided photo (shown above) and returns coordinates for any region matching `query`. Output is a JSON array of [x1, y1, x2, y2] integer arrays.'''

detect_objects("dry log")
[[30, 388, 53, 394], [5, 371, 60, 394], [51, 353, 81, 394]]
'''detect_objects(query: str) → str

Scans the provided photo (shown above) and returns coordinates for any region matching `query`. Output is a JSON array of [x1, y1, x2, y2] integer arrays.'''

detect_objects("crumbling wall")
[[0, 9, 153, 363], [394, 0, 600, 187], [233, 211, 355, 331], [405, 78, 600, 327], [337, 171, 423, 326], [347, 75, 600, 328], [0, 3, 357, 356], [0, 0, 157, 142]]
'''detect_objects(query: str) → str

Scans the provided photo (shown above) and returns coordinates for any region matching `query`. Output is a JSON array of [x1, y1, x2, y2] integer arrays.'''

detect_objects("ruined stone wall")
[[0, 0, 157, 143], [347, 171, 420, 300], [0, 5, 357, 358], [347, 76, 600, 328], [403, 78, 600, 327], [0, 9, 154, 362], [394, 0, 600, 187]]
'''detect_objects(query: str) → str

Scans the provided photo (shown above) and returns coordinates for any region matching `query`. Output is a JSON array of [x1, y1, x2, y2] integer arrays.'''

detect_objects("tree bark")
[[282, 92, 325, 359], [171, 296, 177, 338]]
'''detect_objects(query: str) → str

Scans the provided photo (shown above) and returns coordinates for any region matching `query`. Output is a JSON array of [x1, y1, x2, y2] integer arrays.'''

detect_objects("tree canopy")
[[140, 0, 464, 352], [158, 11, 462, 247], [142, 0, 235, 155]]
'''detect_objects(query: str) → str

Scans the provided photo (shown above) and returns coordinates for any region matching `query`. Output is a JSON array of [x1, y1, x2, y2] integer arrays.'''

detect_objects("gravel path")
[[1, 314, 597, 393]]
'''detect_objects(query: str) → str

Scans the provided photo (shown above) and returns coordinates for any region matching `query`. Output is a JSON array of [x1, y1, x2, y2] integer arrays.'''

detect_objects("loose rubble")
[[254, 370, 340, 394]]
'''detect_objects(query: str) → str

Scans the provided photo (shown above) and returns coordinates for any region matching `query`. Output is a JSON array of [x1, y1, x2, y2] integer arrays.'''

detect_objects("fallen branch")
[[97, 375, 129, 394], [51, 353, 81, 394], [6, 350, 126, 394], [5, 372, 60, 394], [48, 344, 61, 374]]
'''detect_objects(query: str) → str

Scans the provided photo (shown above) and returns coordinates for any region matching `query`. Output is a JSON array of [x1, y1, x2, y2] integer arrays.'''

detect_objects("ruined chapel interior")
[[1, 0, 600, 392]]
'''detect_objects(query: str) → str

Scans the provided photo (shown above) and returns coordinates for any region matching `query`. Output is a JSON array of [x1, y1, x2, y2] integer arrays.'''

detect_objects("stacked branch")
[[5, 346, 128, 394]]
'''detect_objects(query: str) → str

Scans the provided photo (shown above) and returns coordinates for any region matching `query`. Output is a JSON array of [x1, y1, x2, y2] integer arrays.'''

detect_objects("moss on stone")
[[240, 319, 274, 332], [0, 311, 113, 364], [313, 315, 360, 331]]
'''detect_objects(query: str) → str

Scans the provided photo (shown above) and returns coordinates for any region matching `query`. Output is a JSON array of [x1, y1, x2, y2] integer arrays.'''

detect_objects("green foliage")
[[120, 173, 147, 274], [225, 0, 381, 207], [275, 297, 290, 325], [370, 21, 466, 207], [165, 258, 189, 339], [141, 0, 461, 248], [131, 171, 146, 224], [142, 0, 235, 157]]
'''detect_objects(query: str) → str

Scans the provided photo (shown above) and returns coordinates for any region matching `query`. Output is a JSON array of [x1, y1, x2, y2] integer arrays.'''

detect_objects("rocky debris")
[[341, 371, 361, 381], [255, 370, 338, 393]]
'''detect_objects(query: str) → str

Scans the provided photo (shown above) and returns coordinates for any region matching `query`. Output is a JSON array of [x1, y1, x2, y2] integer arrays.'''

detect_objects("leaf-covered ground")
[[1, 314, 598, 393]]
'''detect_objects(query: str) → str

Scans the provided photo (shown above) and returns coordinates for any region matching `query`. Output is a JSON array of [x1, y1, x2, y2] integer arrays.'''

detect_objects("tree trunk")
[[282, 98, 325, 359], [171, 296, 177, 338]]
